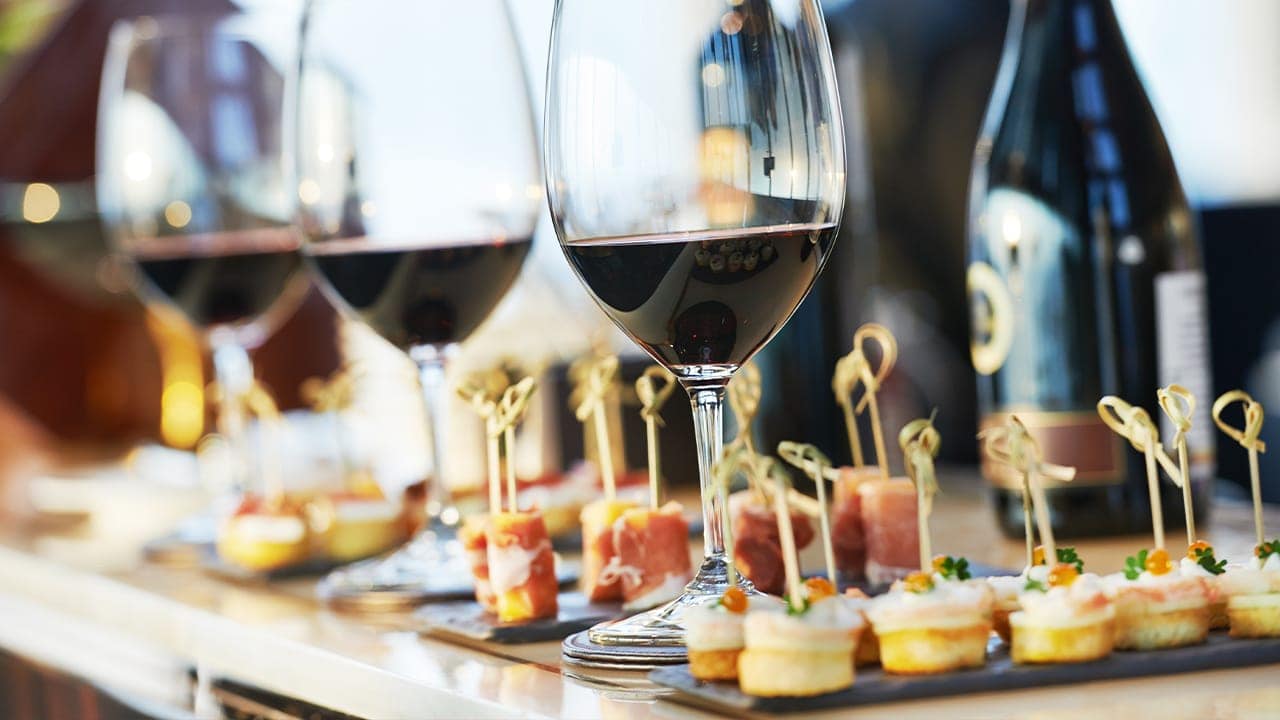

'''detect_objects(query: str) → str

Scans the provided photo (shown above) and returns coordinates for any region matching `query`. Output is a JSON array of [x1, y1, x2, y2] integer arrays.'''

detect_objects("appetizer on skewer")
[[1011, 562, 1114, 664], [1158, 384, 1230, 629], [217, 494, 312, 571], [867, 417, 993, 675], [1212, 390, 1280, 638], [309, 489, 407, 563], [488, 510, 558, 623], [685, 586, 750, 681], [738, 459, 863, 697], [609, 502, 693, 610], [1098, 396, 1211, 650]]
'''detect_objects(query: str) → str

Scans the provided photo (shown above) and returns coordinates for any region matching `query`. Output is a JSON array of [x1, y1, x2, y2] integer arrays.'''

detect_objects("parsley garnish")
[[1123, 549, 1149, 580], [935, 555, 972, 581], [1258, 539, 1280, 560], [1192, 545, 1227, 575], [1024, 578, 1047, 592], [783, 596, 811, 616], [1056, 547, 1084, 573]]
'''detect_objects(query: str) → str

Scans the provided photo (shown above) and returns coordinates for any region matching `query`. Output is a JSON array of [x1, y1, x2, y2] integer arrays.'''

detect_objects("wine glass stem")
[[686, 384, 728, 561], [411, 345, 455, 524], [211, 340, 254, 496]]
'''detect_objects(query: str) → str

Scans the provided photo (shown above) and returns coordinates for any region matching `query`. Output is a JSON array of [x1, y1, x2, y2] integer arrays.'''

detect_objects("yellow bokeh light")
[[164, 200, 192, 228], [161, 380, 204, 449], [22, 183, 59, 223]]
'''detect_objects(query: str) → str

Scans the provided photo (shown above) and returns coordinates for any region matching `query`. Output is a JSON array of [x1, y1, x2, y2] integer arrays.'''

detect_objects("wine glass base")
[[319, 525, 474, 610], [587, 555, 773, 647]]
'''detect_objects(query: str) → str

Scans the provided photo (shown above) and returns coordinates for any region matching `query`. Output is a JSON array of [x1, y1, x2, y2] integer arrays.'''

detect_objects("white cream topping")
[[684, 606, 746, 650], [1248, 553, 1280, 572], [488, 539, 551, 593], [1179, 556, 1216, 579], [1016, 573, 1114, 627], [867, 580, 992, 633], [227, 515, 306, 543], [743, 599, 861, 652]]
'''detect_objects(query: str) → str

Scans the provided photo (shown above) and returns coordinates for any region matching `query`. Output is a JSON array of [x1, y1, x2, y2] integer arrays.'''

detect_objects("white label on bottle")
[[1155, 270, 1214, 481]]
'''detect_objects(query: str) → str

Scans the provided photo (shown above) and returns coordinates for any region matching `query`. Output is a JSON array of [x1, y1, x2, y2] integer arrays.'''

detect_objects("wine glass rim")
[[107, 11, 293, 48]]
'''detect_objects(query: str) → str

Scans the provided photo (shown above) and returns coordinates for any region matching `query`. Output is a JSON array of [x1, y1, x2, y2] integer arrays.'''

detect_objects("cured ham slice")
[[460, 514, 496, 612], [607, 502, 693, 610], [487, 511, 558, 622], [729, 490, 815, 596], [832, 466, 880, 580], [858, 477, 919, 586], [580, 498, 638, 602]]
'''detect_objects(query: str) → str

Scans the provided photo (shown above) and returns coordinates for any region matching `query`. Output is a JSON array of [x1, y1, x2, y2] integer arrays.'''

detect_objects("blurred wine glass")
[[545, 0, 846, 646], [296, 0, 540, 604], [97, 13, 307, 506]]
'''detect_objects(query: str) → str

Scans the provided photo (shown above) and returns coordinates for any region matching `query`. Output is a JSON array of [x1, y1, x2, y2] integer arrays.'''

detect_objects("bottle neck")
[[1017, 0, 1130, 69]]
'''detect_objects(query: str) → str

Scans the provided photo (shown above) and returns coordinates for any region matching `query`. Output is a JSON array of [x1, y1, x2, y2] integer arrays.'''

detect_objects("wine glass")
[[97, 13, 308, 518], [296, 0, 540, 605], [545, 0, 846, 646]]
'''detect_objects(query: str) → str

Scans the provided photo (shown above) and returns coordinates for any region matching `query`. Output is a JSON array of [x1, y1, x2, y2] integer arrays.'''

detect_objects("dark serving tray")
[[650, 632, 1280, 714], [417, 592, 621, 644]]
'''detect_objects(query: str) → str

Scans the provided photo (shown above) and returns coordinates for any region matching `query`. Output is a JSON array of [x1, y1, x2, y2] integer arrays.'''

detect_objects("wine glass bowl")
[[545, 0, 846, 647], [296, 0, 540, 603]]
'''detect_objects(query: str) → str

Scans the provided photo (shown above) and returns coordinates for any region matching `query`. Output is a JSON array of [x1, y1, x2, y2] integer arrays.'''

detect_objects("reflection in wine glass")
[[546, 0, 846, 648], [296, 0, 540, 605], [97, 13, 308, 508]]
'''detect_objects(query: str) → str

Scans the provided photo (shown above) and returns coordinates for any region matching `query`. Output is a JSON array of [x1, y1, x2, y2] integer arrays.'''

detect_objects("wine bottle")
[[967, 0, 1213, 537]]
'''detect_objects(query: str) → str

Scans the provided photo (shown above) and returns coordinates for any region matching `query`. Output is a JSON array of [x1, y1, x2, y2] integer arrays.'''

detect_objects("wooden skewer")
[[1099, 396, 1176, 551], [496, 377, 538, 514], [778, 441, 837, 586], [1213, 390, 1267, 548], [636, 366, 677, 510], [979, 415, 1076, 568], [1158, 384, 1198, 545], [841, 324, 898, 480], [899, 415, 941, 574], [575, 356, 620, 501]]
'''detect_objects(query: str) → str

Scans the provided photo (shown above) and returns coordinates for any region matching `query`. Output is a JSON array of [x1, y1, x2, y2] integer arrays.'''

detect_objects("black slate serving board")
[[650, 632, 1280, 713], [417, 592, 621, 643], [318, 559, 582, 611]]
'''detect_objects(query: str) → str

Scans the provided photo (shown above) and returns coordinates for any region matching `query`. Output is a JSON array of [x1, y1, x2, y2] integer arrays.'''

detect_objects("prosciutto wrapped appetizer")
[[460, 514, 496, 612], [579, 498, 637, 602], [487, 511, 558, 623], [859, 477, 920, 586], [729, 490, 815, 595], [832, 466, 879, 579], [607, 502, 693, 610]]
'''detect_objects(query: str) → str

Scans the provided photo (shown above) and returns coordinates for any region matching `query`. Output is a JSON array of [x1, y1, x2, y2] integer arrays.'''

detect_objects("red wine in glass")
[[564, 223, 836, 371], [132, 228, 304, 330], [306, 236, 533, 350]]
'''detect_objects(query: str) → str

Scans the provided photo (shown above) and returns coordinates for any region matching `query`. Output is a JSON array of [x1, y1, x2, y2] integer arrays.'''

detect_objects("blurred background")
[[0, 0, 1277, 514]]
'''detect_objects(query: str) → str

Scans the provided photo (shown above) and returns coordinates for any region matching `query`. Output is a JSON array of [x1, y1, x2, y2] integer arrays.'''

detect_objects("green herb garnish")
[[1123, 549, 1149, 580], [1024, 578, 1047, 592], [1192, 545, 1227, 575], [935, 555, 971, 581], [783, 596, 811, 616], [1056, 547, 1084, 573]]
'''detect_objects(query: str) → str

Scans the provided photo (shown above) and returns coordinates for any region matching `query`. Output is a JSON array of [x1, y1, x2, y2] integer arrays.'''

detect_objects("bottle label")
[[1154, 270, 1214, 481], [980, 411, 1124, 489]]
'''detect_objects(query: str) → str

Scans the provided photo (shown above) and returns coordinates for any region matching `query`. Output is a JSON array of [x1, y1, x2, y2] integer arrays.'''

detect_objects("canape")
[[684, 587, 750, 681], [309, 490, 407, 562], [1217, 540, 1280, 638], [859, 477, 920, 586], [460, 514, 496, 612], [579, 498, 637, 602], [607, 502, 693, 610], [866, 570, 992, 675], [1010, 563, 1114, 664], [487, 511, 558, 623], [729, 490, 815, 595], [738, 583, 863, 697], [1180, 540, 1229, 629], [217, 495, 311, 571], [839, 588, 880, 666], [1105, 548, 1211, 650]]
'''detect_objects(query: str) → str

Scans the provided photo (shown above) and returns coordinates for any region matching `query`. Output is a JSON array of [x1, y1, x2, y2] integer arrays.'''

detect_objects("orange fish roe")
[[1047, 562, 1078, 587], [1186, 540, 1212, 559], [1145, 548, 1173, 575], [903, 571, 935, 594], [804, 577, 836, 602], [720, 586, 748, 613]]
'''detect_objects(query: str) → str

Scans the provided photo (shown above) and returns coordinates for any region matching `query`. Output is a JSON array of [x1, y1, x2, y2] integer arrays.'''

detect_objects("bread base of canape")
[[688, 648, 741, 681], [738, 649, 854, 697], [876, 624, 989, 675], [1227, 594, 1280, 638], [1009, 614, 1114, 664], [1113, 605, 1210, 651]]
